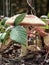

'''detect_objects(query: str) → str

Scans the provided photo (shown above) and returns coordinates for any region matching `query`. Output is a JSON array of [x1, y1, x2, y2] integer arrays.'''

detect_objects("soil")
[[0, 43, 49, 65]]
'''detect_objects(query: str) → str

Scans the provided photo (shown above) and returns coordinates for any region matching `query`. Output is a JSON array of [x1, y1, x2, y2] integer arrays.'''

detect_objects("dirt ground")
[[0, 44, 49, 65]]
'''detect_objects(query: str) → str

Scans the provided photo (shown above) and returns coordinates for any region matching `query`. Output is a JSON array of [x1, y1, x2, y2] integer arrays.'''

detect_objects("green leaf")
[[0, 30, 10, 43], [14, 13, 26, 26], [1, 33, 6, 40], [2, 30, 10, 43], [0, 33, 7, 43], [47, 13, 49, 19], [41, 19, 49, 29], [1, 17, 9, 25], [0, 33, 2, 42], [0, 33, 6, 42], [10, 26, 27, 45]]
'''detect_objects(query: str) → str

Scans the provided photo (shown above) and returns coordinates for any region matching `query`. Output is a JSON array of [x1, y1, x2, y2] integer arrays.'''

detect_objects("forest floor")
[[0, 44, 49, 65]]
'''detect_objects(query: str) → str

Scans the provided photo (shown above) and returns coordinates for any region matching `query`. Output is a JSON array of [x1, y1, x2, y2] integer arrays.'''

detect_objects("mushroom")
[[6, 14, 47, 37], [1, 14, 47, 53], [20, 15, 46, 26], [6, 14, 46, 26], [6, 14, 47, 49]]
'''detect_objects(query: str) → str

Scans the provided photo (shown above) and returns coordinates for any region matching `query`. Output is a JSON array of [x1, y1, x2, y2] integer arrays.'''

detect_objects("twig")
[[41, 51, 49, 65], [27, 0, 36, 15]]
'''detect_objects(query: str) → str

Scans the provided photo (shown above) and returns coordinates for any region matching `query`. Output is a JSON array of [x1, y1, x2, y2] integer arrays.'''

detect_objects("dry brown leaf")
[[44, 33, 49, 48], [0, 38, 12, 52], [27, 45, 41, 51]]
